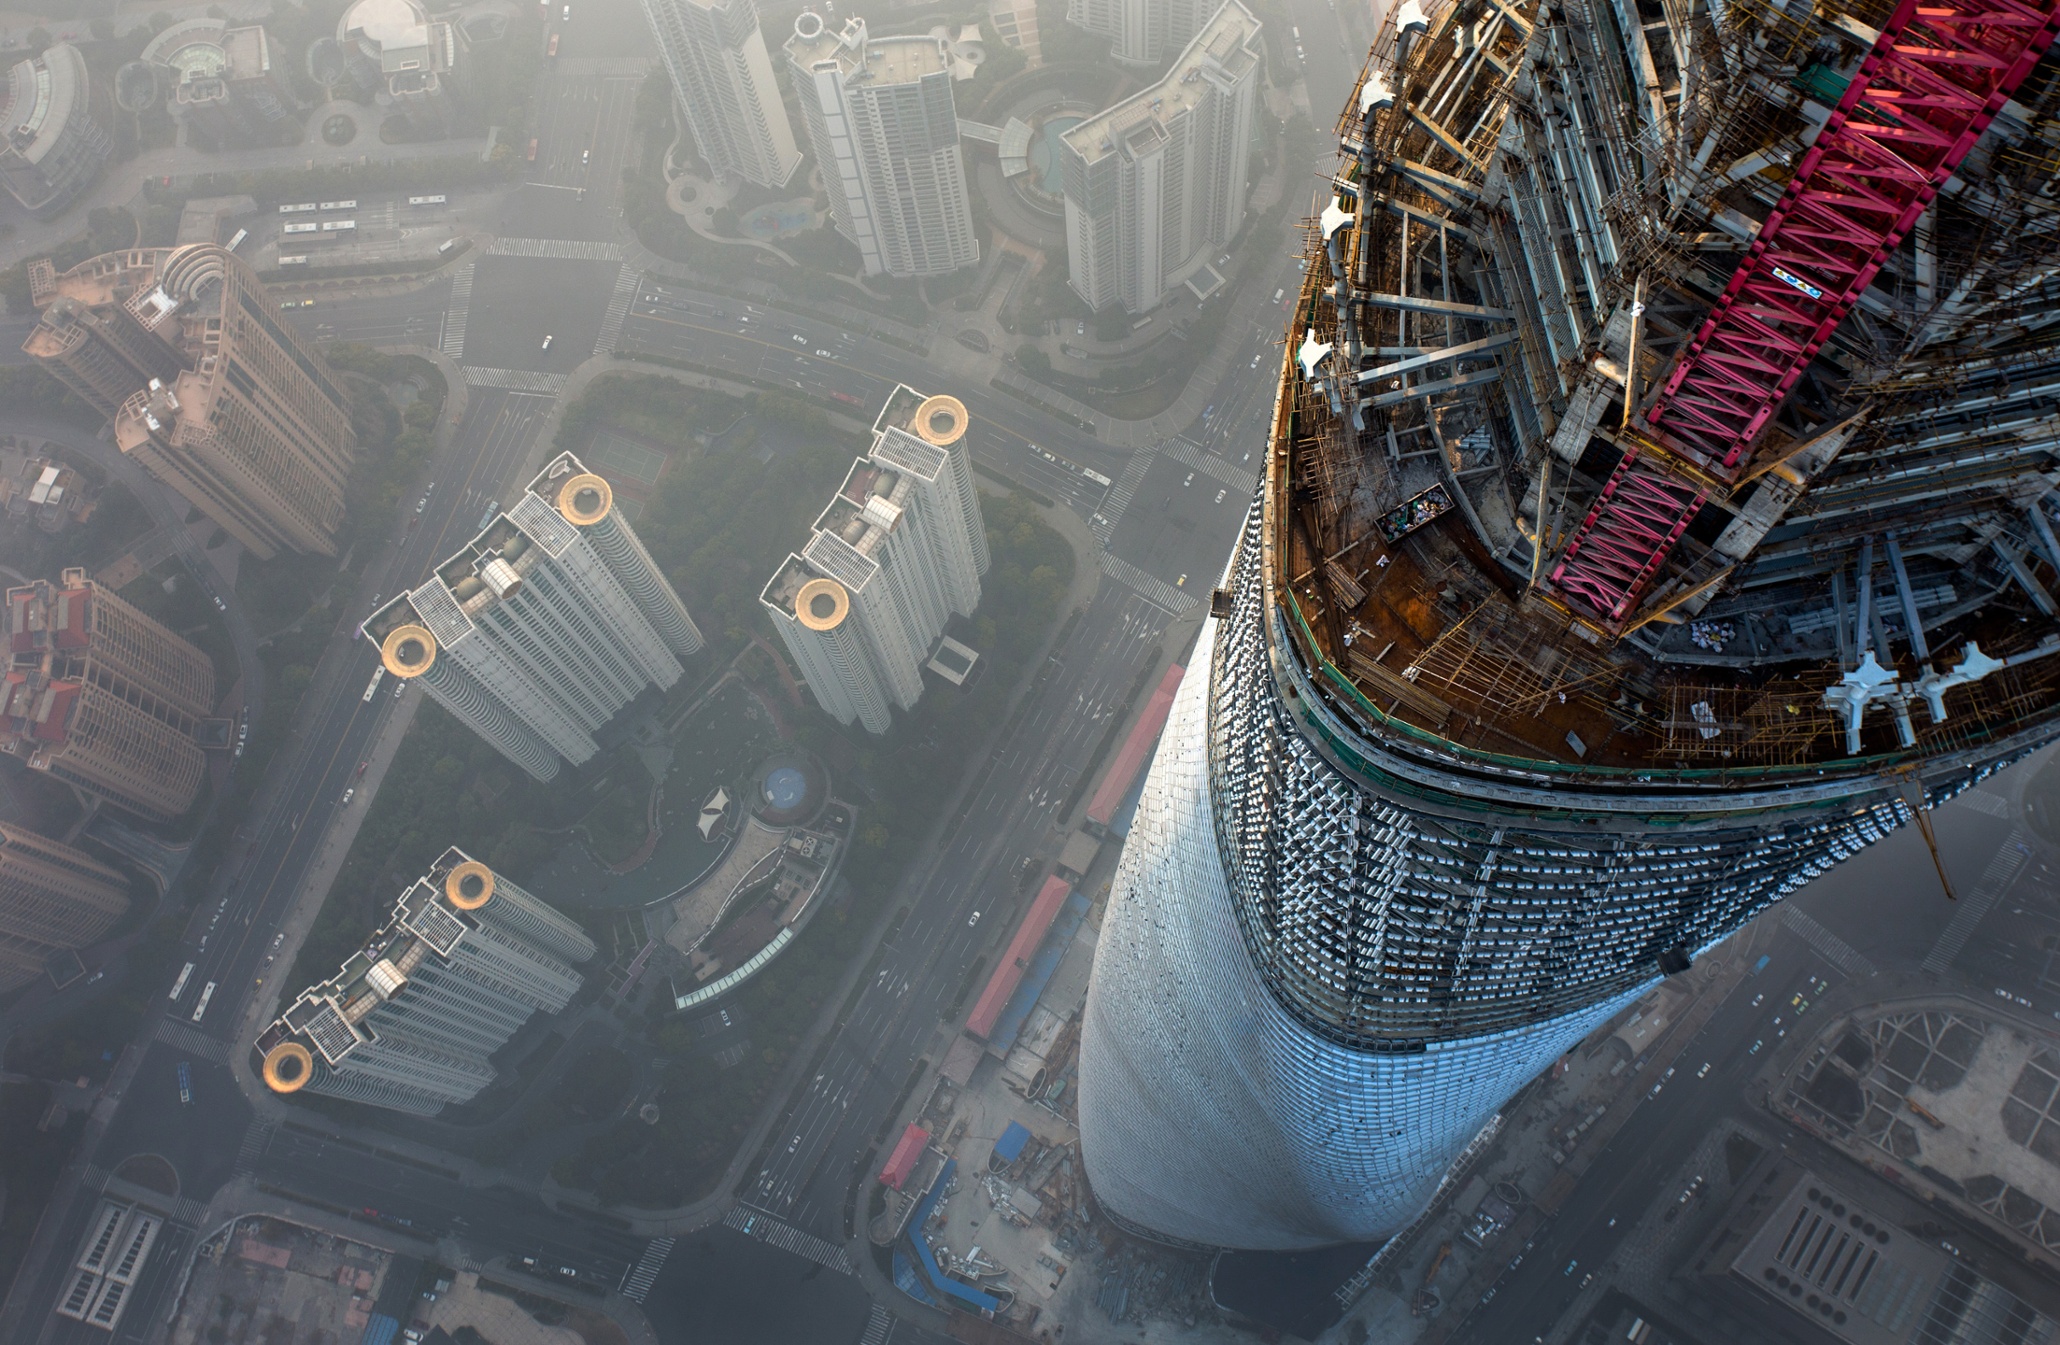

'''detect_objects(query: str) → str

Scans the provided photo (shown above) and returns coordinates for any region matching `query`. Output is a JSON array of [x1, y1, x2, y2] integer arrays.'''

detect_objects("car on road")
[[1215, 488, 1227, 503], [1751, 992, 1765, 1006], [541, 334, 554, 351], [967, 910, 982, 927], [1176, 573, 1188, 586], [1563, 1260, 1578, 1276], [816, 349, 834, 358], [581, 149, 590, 164], [1696, 1061, 1711, 1078], [792, 333, 808, 344], [558, 1267, 578, 1280], [340, 787, 355, 806], [1749, 1038, 1763, 1054], [1183, 472, 1194, 487]]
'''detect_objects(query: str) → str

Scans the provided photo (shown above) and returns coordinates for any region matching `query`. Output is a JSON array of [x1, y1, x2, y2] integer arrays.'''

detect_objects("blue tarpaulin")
[[903, 1159, 1003, 1313], [984, 892, 1090, 1055], [360, 1316, 400, 1345], [992, 1121, 1032, 1165]]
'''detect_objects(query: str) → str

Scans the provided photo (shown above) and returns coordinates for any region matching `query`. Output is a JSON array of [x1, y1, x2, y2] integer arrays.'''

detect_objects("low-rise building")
[[337, 0, 459, 124], [141, 19, 296, 146], [0, 44, 112, 217]]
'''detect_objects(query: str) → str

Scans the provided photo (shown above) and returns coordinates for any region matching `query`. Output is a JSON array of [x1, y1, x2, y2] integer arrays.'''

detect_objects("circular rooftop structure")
[[262, 1041, 313, 1093], [752, 751, 826, 826], [914, 394, 968, 447], [445, 859, 494, 909], [381, 624, 437, 678], [796, 577, 848, 632], [556, 473, 612, 526]]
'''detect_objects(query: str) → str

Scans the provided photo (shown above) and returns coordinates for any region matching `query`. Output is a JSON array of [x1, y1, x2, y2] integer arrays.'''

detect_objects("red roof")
[[1086, 663, 1184, 827], [965, 876, 1071, 1040], [879, 1123, 930, 1189]]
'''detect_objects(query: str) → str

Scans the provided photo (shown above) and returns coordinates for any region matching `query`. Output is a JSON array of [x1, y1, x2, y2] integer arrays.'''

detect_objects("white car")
[[541, 334, 554, 351], [1215, 488, 1227, 504], [340, 787, 355, 805], [792, 333, 808, 344], [968, 910, 982, 928]]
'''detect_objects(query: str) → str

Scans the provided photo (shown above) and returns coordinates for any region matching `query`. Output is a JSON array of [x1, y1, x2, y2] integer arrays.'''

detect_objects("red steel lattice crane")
[[1549, 0, 2060, 625]]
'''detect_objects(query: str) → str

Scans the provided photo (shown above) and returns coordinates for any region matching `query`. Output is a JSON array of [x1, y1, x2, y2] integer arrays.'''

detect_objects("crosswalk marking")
[[1922, 828, 2028, 974], [620, 1236, 673, 1302], [1093, 452, 1154, 547], [1956, 788, 2013, 818], [486, 237, 625, 261], [153, 1018, 229, 1064], [1100, 553, 1199, 616], [441, 262, 474, 360], [1779, 906, 1876, 979], [722, 1206, 854, 1274], [860, 1303, 895, 1345], [1160, 435, 1254, 491], [462, 368, 568, 394], [234, 1119, 275, 1175], [595, 264, 639, 356]]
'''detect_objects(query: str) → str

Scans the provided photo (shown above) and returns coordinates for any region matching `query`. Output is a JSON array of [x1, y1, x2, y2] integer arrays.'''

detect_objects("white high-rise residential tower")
[[1078, 0, 2060, 1250], [1065, 0, 1209, 65], [762, 387, 986, 733], [639, 0, 803, 189], [257, 848, 595, 1116], [784, 14, 978, 279], [1062, 0, 1260, 315], [366, 452, 702, 782]]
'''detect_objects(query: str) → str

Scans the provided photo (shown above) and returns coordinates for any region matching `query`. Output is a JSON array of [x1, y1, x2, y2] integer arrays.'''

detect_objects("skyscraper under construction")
[[1078, 0, 2060, 1248]]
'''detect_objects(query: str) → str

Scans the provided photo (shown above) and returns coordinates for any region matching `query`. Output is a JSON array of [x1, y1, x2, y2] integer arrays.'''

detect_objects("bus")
[[319, 199, 357, 211], [547, 32, 559, 56], [282, 222, 319, 235], [226, 228, 248, 252], [1082, 466, 1114, 488], [190, 981, 217, 1023], [278, 202, 318, 214], [278, 255, 309, 267], [363, 668, 386, 701], [320, 219, 357, 233], [408, 194, 448, 206], [168, 962, 195, 1001]]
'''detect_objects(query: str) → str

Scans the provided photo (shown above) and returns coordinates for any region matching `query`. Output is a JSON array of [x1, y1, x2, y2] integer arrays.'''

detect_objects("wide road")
[[6, 391, 560, 1345], [746, 587, 1186, 1236]]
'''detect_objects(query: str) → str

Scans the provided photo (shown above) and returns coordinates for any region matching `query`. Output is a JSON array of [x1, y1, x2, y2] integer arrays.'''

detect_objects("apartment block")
[[2, 568, 215, 822], [761, 388, 986, 733], [257, 848, 594, 1116], [365, 453, 700, 781], [23, 245, 358, 559], [1065, 0, 1210, 65], [640, 0, 802, 188], [0, 822, 130, 993], [1062, 0, 1260, 314], [785, 14, 978, 279]]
